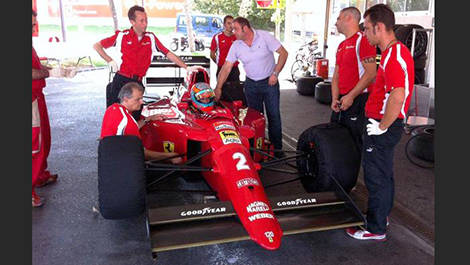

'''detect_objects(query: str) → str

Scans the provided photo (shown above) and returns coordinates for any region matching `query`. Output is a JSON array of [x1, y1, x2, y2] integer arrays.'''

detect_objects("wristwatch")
[[272, 71, 279, 77]]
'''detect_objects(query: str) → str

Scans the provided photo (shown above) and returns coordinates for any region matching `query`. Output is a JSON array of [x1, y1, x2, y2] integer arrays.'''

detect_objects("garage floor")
[[32, 68, 434, 265]]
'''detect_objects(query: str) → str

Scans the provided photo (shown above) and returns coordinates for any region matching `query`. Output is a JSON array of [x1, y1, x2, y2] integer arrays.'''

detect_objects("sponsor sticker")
[[236, 178, 260, 189], [264, 231, 274, 243], [276, 198, 317, 207], [163, 141, 175, 153], [246, 201, 270, 213], [219, 130, 241, 145], [213, 122, 236, 131], [180, 207, 226, 216], [248, 213, 274, 222]]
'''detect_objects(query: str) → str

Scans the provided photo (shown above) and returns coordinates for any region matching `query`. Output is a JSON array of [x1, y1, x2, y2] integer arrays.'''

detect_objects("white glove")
[[108, 60, 119, 73], [366, 118, 388, 136]]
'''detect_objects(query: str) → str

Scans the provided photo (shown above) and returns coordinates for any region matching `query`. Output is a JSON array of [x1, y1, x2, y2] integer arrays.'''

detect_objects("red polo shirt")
[[32, 47, 46, 100], [210, 31, 239, 67], [365, 42, 415, 120], [100, 103, 141, 139], [100, 28, 170, 78], [335, 31, 376, 95]]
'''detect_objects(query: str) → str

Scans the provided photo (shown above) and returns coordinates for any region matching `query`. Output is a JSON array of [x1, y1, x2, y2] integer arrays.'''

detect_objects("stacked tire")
[[394, 24, 428, 84], [314, 81, 332, 104], [296, 76, 324, 96]]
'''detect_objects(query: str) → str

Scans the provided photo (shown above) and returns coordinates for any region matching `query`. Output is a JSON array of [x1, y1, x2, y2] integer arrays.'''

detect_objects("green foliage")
[[193, 0, 286, 31]]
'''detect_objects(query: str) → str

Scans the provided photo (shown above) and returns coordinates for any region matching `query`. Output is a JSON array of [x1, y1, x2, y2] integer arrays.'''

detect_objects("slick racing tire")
[[296, 123, 360, 193], [296, 76, 323, 96], [98, 136, 146, 219], [315, 81, 332, 104], [407, 126, 434, 162], [414, 54, 427, 70]]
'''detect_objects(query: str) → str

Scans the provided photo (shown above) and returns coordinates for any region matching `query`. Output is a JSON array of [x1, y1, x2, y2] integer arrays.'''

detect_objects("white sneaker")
[[346, 227, 387, 241]]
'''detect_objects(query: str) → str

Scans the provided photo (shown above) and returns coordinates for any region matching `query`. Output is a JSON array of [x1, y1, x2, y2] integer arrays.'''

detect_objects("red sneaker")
[[346, 227, 386, 241], [37, 172, 58, 187], [32, 192, 44, 207]]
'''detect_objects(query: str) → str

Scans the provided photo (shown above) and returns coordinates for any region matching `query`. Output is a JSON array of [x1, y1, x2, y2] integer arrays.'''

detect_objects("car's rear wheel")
[[296, 123, 360, 193], [98, 136, 146, 219]]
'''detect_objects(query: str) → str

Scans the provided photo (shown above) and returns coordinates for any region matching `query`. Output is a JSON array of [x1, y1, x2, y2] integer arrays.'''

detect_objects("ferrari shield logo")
[[163, 141, 175, 152], [256, 137, 263, 149]]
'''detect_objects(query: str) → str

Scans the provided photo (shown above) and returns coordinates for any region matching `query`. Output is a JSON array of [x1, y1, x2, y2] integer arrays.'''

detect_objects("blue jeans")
[[244, 77, 282, 150], [362, 118, 404, 234]]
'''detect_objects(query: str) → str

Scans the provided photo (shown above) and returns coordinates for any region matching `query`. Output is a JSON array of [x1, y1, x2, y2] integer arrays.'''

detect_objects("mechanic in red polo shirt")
[[32, 9, 58, 207], [330, 6, 377, 153], [210, 15, 245, 104], [93, 5, 192, 120], [346, 4, 414, 241], [100, 82, 183, 164]]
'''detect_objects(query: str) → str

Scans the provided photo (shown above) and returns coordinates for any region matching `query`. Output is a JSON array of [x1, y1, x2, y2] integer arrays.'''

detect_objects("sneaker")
[[32, 192, 44, 207], [37, 173, 58, 188], [346, 227, 386, 241]]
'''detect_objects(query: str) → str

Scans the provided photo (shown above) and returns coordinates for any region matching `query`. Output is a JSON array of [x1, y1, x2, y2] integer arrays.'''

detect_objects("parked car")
[[176, 13, 224, 39]]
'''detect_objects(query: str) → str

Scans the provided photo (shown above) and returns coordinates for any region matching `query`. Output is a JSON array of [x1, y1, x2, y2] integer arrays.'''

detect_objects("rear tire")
[[98, 136, 146, 219], [296, 123, 360, 193]]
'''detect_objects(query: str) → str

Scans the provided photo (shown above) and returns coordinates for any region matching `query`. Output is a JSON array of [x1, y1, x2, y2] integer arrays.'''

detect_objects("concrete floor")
[[32, 68, 434, 265]]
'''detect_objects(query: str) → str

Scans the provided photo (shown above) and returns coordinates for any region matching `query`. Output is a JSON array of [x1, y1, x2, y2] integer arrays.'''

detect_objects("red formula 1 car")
[[97, 56, 365, 260]]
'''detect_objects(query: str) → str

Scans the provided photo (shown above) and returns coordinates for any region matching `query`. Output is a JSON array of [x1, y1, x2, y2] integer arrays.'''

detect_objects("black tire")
[[415, 68, 425, 84], [315, 81, 332, 104], [296, 123, 360, 193], [395, 24, 428, 58], [170, 41, 178, 52], [296, 76, 323, 96], [408, 126, 434, 162], [98, 136, 146, 219], [414, 54, 427, 69]]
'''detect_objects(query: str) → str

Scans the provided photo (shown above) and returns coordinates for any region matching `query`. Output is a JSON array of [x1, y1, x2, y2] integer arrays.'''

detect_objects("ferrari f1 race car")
[[97, 55, 365, 260]]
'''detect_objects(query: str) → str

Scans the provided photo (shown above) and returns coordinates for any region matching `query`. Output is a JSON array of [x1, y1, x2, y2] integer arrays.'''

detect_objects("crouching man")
[[100, 82, 183, 164]]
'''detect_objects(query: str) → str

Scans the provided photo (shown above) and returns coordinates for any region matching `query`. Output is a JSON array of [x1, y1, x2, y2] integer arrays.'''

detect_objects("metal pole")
[[58, 0, 67, 42], [322, 0, 331, 58]]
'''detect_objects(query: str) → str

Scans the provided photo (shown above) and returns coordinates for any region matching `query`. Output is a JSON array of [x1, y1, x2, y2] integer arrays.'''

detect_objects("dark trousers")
[[216, 64, 240, 82], [244, 77, 282, 150], [362, 118, 404, 234], [106, 73, 144, 120], [330, 92, 369, 154]]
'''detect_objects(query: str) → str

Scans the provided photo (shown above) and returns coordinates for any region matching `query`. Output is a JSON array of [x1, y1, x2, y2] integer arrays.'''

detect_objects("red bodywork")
[[140, 69, 283, 250]]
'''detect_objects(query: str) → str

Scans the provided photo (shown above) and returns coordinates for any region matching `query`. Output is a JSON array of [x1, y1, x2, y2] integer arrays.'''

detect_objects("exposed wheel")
[[98, 136, 146, 219], [296, 123, 360, 193], [291, 60, 309, 82], [395, 24, 428, 58], [315, 81, 332, 104], [170, 41, 178, 52], [296, 76, 323, 96]]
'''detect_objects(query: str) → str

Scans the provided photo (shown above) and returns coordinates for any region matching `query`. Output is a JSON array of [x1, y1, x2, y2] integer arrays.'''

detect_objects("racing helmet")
[[190, 82, 215, 112]]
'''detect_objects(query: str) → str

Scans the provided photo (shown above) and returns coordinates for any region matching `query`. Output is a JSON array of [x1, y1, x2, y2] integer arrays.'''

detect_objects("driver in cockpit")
[[190, 82, 216, 112]]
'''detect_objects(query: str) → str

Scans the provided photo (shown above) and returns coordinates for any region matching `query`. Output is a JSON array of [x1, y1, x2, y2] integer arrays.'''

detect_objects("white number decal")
[[233, 152, 250, 171]]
